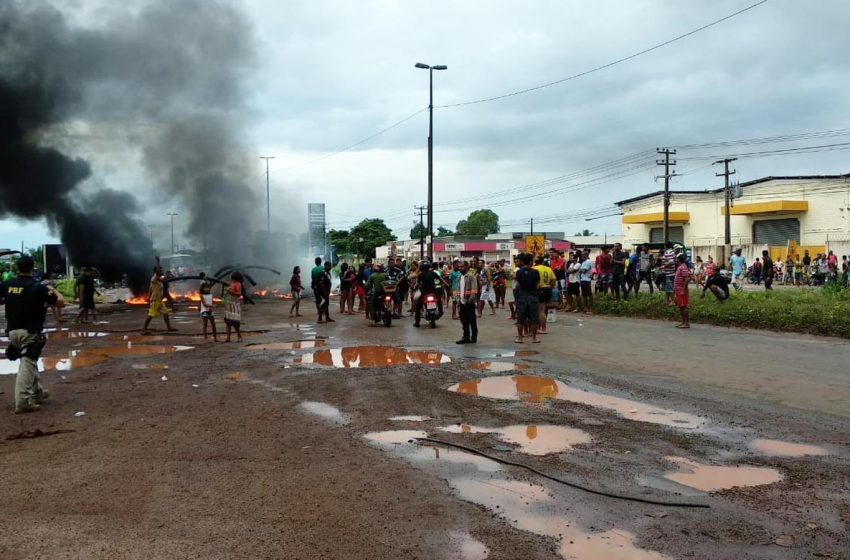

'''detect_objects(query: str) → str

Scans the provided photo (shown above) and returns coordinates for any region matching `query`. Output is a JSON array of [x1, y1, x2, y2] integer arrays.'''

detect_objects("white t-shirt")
[[568, 262, 581, 284], [200, 293, 213, 315], [579, 260, 593, 283]]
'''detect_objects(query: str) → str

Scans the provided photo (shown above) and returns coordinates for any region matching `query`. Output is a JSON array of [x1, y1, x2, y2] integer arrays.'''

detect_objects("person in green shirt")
[[309, 257, 324, 321], [366, 263, 389, 324]]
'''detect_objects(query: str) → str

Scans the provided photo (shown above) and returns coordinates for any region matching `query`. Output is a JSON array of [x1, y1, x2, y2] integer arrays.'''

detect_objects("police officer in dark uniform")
[[0, 256, 61, 413]]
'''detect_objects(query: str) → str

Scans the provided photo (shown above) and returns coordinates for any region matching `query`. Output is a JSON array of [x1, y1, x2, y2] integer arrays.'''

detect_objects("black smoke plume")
[[0, 0, 259, 292]]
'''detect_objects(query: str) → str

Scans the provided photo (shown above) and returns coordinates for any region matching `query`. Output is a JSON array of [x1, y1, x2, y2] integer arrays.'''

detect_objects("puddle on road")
[[0, 345, 193, 375], [224, 372, 248, 382], [290, 346, 450, 368], [300, 401, 350, 425], [364, 430, 501, 472], [246, 340, 326, 351], [448, 531, 489, 560], [467, 362, 529, 372], [45, 331, 108, 340], [450, 478, 669, 560], [448, 375, 703, 429], [389, 415, 432, 422], [493, 350, 539, 358], [117, 335, 167, 343], [750, 438, 828, 457], [663, 456, 783, 492], [440, 424, 592, 455]]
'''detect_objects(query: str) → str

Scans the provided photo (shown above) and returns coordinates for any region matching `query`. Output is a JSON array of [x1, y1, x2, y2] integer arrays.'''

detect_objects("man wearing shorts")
[[579, 250, 594, 313], [662, 242, 677, 305], [514, 253, 540, 343], [142, 266, 177, 333], [566, 252, 581, 312], [533, 256, 555, 333], [729, 248, 746, 292], [702, 266, 729, 303]]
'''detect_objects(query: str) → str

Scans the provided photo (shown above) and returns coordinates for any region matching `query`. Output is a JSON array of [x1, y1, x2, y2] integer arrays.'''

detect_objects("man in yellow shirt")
[[142, 266, 177, 333], [533, 256, 556, 333]]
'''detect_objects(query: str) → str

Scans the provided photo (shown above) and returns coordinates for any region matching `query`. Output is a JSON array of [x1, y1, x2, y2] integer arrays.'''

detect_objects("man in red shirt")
[[548, 249, 566, 305], [594, 246, 613, 294]]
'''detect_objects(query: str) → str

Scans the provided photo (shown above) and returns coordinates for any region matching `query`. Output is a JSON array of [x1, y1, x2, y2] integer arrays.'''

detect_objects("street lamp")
[[166, 213, 178, 256], [415, 62, 447, 261]]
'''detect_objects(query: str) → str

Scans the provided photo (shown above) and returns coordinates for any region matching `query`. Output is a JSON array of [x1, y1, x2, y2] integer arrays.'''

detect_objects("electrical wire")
[[418, 437, 709, 508], [679, 142, 850, 161], [436, 0, 769, 109]]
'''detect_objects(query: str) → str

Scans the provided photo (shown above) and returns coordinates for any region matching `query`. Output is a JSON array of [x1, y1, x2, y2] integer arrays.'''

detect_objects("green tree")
[[349, 218, 397, 258], [573, 229, 594, 237], [326, 229, 352, 256], [436, 226, 454, 237], [410, 222, 427, 241], [25, 246, 44, 269], [455, 209, 499, 236]]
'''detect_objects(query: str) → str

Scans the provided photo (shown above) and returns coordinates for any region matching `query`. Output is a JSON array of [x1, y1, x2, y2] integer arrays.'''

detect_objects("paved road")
[[329, 305, 850, 419]]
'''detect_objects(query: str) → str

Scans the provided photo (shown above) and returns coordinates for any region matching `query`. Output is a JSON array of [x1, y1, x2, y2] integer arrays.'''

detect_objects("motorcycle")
[[377, 280, 398, 327], [423, 292, 440, 328]]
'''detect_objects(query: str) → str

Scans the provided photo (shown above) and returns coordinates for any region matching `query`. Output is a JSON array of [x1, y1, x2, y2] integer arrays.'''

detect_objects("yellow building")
[[617, 174, 850, 264]]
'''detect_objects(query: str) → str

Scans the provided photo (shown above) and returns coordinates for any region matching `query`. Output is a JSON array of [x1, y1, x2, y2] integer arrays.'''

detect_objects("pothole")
[[289, 346, 450, 368], [440, 424, 592, 456], [663, 456, 783, 492]]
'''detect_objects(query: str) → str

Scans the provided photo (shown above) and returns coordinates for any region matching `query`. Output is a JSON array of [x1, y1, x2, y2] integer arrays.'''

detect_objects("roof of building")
[[615, 174, 850, 206]]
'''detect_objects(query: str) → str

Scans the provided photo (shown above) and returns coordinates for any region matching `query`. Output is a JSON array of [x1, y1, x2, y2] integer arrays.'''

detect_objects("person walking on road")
[[1, 256, 62, 413], [514, 253, 541, 344], [762, 250, 775, 290], [143, 266, 178, 334], [316, 261, 334, 323], [729, 248, 746, 292], [310, 257, 324, 321], [289, 266, 303, 317], [456, 260, 479, 344], [673, 254, 690, 329]]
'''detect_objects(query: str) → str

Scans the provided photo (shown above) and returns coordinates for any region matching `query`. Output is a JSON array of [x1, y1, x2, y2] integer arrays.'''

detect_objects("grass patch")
[[593, 288, 850, 338]]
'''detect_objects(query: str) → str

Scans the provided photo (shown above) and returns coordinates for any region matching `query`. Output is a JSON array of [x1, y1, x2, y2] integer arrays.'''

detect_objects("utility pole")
[[655, 148, 677, 244], [415, 62, 447, 261], [715, 157, 737, 264], [167, 213, 178, 256], [259, 156, 275, 233], [530, 217, 534, 237], [415, 205, 427, 260]]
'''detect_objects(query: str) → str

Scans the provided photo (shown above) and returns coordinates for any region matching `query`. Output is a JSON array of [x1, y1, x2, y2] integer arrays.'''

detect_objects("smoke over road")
[[0, 0, 259, 292]]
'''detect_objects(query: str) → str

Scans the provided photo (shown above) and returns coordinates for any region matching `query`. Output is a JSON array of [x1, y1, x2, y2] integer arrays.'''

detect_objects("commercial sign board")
[[444, 242, 465, 252], [308, 203, 325, 257]]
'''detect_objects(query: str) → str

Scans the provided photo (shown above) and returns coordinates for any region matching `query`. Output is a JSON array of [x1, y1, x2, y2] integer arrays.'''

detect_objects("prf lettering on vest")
[[7, 287, 23, 294]]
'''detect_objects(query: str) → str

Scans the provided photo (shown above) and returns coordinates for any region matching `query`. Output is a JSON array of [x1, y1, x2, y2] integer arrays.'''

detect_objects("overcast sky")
[[7, 0, 850, 250]]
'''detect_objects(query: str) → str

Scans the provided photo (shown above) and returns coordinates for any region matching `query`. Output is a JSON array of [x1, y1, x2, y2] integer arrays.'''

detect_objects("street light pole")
[[167, 213, 178, 256], [415, 62, 447, 261], [260, 156, 276, 233]]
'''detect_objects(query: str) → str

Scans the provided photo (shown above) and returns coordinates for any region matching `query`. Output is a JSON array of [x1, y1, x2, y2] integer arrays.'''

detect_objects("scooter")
[[423, 292, 440, 328]]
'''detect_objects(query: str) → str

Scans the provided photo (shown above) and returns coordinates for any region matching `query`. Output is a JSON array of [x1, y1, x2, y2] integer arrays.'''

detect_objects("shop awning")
[[621, 211, 689, 224], [721, 200, 808, 216]]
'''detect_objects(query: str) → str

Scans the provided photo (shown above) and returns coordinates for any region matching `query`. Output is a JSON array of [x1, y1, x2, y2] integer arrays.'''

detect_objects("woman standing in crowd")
[[289, 266, 303, 317], [407, 261, 419, 313], [339, 262, 356, 315], [492, 261, 507, 309], [354, 263, 367, 312], [693, 256, 705, 286]]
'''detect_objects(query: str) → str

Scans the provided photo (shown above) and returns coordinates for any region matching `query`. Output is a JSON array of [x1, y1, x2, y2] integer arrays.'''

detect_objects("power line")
[[269, 106, 428, 173], [679, 142, 850, 161], [436, 0, 769, 109]]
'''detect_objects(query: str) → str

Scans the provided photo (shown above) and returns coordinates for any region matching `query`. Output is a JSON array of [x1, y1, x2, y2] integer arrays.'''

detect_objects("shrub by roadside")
[[592, 288, 850, 339]]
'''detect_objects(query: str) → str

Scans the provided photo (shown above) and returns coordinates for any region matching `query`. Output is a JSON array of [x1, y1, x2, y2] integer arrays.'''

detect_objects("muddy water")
[[299, 401, 350, 425], [750, 438, 828, 457], [131, 363, 170, 370], [663, 456, 783, 492], [246, 340, 326, 351], [364, 430, 501, 472], [466, 361, 529, 372], [450, 478, 669, 560], [493, 350, 539, 358], [45, 331, 108, 340], [389, 415, 432, 422], [0, 345, 192, 375], [448, 375, 703, 429], [448, 531, 489, 560], [440, 424, 592, 455], [291, 346, 450, 368]]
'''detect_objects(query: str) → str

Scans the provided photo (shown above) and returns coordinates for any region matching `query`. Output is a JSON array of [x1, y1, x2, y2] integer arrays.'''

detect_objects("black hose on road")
[[418, 437, 709, 509]]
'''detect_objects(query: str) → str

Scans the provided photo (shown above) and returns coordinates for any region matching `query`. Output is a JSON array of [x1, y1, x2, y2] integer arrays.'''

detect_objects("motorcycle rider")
[[365, 263, 388, 325], [386, 257, 404, 319], [414, 260, 443, 327]]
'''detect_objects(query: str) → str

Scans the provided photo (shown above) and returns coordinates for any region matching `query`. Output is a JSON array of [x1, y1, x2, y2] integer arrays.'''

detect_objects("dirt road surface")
[[1, 300, 848, 559]]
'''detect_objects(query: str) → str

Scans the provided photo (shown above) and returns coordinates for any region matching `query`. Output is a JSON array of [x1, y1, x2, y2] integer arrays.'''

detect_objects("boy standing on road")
[[673, 254, 690, 329]]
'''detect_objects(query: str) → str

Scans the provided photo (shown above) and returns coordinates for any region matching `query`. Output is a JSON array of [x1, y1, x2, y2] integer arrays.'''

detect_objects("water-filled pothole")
[[246, 340, 326, 350], [440, 424, 592, 455], [299, 401, 350, 424], [750, 438, 828, 457], [0, 345, 193, 375], [466, 361, 529, 372], [448, 375, 703, 428], [663, 456, 783, 492], [389, 415, 432, 422], [290, 346, 450, 368]]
